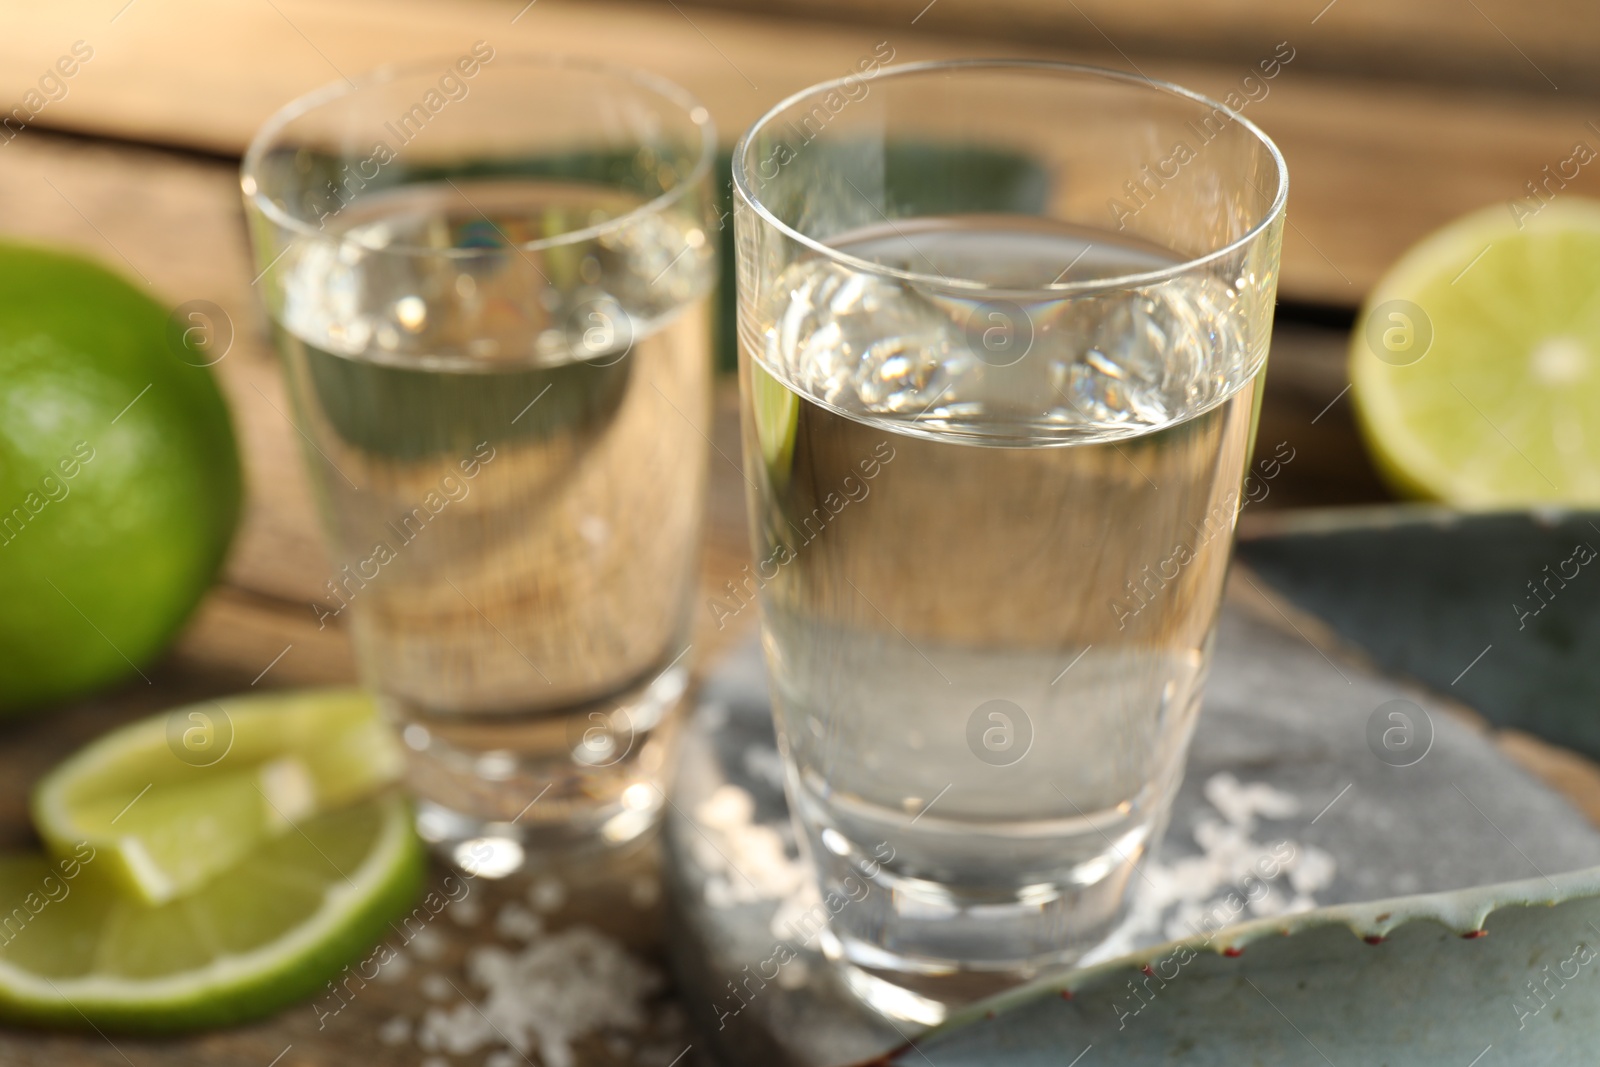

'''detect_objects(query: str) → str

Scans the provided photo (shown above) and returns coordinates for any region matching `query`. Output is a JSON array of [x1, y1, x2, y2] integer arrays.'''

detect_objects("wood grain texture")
[[690, 0, 1598, 96], [1, 0, 1599, 304]]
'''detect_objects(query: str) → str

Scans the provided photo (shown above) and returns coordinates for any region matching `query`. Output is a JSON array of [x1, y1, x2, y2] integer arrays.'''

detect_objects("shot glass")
[[731, 60, 1285, 1019], [243, 53, 717, 869]]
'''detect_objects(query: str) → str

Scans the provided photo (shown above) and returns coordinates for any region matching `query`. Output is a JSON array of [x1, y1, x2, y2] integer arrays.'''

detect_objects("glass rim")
[[730, 58, 1289, 296], [240, 52, 718, 259]]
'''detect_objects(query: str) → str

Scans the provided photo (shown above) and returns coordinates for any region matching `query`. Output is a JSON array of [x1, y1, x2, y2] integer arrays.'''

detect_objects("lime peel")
[[0, 795, 422, 1032]]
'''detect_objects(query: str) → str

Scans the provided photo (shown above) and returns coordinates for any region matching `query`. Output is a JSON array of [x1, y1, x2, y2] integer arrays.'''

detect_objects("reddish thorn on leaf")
[[1223, 946, 1244, 957], [1462, 929, 1488, 939], [1059, 989, 1074, 1001], [1363, 935, 1384, 945], [1141, 964, 1155, 976], [985, 1010, 996, 1020]]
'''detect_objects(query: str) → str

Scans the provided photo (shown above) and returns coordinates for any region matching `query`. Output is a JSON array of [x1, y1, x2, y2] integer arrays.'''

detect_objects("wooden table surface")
[[6, 0, 1600, 306], [2, 1, 1599, 1063]]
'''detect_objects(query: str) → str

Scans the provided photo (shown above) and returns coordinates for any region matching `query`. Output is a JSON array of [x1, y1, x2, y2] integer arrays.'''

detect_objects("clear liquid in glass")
[[737, 215, 1266, 1016], [275, 179, 714, 851]]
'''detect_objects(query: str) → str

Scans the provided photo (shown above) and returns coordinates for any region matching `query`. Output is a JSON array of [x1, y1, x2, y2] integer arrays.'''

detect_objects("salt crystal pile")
[[694, 783, 806, 908], [417, 925, 662, 1067], [448, 896, 483, 927], [1084, 772, 1338, 962]]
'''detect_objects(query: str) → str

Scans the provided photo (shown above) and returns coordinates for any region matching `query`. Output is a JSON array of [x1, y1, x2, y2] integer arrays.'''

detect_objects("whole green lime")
[[0, 243, 241, 713]]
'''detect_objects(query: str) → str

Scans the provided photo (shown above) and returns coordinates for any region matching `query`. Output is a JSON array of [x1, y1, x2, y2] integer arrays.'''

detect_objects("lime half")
[[1351, 198, 1600, 506], [0, 794, 421, 1032], [32, 690, 403, 905]]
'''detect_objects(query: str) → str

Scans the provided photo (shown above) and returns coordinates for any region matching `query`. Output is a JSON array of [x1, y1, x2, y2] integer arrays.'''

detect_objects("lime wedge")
[[1350, 198, 1600, 506], [749, 357, 800, 480], [0, 794, 421, 1032], [32, 690, 403, 905]]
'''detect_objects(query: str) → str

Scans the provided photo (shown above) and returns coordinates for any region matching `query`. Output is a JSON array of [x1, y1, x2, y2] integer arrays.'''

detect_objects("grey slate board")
[[663, 604, 1600, 1067]]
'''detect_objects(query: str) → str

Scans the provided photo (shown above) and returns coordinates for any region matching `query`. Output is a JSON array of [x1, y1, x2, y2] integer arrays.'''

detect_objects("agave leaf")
[[871, 865, 1600, 1065], [1236, 506, 1600, 759]]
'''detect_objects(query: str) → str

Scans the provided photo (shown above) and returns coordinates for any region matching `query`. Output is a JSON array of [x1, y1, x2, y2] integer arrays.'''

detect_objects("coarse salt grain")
[[630, 878, 660, 908], [529, 876, 567, 913], [376, 1015, 411, 1046], [776, 958, 810, 990], [495, 903, 543, 941], [408, 925, 446, 962], [375, 949, 411, 983]]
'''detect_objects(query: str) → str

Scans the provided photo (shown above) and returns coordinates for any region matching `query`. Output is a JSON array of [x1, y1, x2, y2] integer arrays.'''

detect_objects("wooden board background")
[[694, 0, 1600, 95], [2, 0, 1600, 306]]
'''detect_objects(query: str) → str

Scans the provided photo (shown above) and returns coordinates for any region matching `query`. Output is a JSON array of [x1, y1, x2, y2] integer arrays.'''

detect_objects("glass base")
[[824, 950, 1041, 1028], [800, 810, 1153, 1024], [388, 658, 691, 873], [413, 795, 664, 878], [816, 909, 1127, 1027]]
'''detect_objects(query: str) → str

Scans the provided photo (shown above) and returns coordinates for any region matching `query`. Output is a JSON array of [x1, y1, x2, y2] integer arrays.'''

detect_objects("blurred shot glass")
[[243, 53, 717, 872]]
